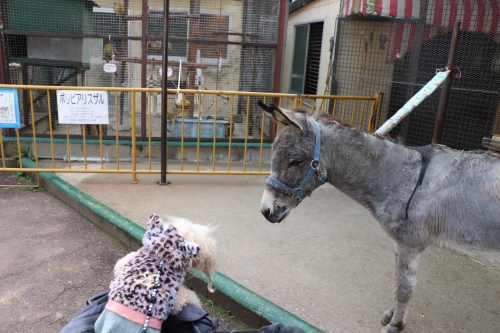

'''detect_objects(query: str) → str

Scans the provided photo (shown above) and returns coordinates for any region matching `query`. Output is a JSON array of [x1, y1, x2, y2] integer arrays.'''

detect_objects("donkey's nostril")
[[261, 207, 271, 217]]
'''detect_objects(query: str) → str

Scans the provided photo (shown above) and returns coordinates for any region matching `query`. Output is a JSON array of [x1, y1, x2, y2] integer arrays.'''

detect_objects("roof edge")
[[289, 0, 317, 14]]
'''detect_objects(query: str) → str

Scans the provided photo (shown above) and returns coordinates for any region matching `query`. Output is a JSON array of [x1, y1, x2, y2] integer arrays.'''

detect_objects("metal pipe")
[[0, 7, 8, 85], [159, 0, 170, 185], [29, 90, 39, 169], [432, 21, 461, 144], [148, 92, 153, 171], [0, 130, 5, 169], [115, 94, 120, 170], [131, 91, 137, 184], [186, 0, 201, 119], [0, 84, 347, 98], [0, 167, 271, 176], [3, 30, 278, 48], [141, 0, 149, 138], [46, 89, 55, 168]]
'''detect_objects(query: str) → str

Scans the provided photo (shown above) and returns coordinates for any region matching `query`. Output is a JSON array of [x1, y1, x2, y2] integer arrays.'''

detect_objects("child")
[[95, 214, 199, 333]]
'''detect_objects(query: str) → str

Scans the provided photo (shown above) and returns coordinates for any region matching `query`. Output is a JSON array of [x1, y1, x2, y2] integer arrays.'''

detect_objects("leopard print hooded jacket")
[[108, 213, 199, 320]]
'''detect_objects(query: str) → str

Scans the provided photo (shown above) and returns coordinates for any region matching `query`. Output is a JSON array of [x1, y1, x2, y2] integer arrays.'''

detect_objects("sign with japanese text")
[[0, 88, 21, 129], [57, 90, 109, 124], [103, 63, 117, 73]]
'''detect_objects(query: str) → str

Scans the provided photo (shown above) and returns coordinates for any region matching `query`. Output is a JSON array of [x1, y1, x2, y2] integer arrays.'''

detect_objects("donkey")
[[256, 101, 500, 333]]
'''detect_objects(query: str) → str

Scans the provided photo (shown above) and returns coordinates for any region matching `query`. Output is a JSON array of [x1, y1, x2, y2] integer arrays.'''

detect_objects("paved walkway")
[[52, 169, 500, 333], [0, 179, 127, 332]]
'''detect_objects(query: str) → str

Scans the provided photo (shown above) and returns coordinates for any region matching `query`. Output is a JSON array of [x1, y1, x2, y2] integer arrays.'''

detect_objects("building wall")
[[334, 20, 396, 123], [281, 0, 341, 109]]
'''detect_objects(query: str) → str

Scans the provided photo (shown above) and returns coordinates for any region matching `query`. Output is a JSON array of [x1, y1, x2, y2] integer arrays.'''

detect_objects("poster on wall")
[[0, 88, 21, 129], [57, 90, 109, 124]]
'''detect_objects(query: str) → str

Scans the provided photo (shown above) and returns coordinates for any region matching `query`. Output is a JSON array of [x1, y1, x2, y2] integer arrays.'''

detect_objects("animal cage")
[[332, 0, 500, 151], [0, 0, 285, 140]]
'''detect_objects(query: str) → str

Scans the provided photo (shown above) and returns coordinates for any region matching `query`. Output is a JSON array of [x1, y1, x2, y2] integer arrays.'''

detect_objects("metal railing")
[[0, 84, 380, 184]]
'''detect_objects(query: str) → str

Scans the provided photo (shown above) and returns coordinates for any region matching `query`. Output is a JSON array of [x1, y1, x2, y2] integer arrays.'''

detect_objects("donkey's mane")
[[316, 110, 402, 144]]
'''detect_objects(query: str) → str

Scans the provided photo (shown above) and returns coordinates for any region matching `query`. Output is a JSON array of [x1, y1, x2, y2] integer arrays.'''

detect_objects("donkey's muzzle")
[[261, 205, 288, 223]]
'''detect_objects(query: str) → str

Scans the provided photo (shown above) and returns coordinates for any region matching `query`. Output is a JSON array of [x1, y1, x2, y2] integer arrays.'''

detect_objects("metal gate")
[[1, 85, 380, 184]]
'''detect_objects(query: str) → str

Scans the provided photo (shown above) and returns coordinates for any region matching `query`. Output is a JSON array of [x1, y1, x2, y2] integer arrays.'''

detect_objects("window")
[[148, 10, 230, 63], [290, 21, 324, 94]]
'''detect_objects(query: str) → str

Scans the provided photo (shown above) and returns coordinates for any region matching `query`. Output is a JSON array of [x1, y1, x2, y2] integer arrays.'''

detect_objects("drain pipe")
[[159, 0, 171, 185], [432, 21, 460, 144]]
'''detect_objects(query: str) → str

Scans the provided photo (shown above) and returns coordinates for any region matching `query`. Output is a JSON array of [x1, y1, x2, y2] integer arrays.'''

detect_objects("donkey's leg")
[[381, 244, 422, 333]]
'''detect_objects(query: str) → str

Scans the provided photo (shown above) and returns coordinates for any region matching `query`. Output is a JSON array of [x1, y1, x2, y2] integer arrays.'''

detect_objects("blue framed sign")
[[0, 88, 21, 129]]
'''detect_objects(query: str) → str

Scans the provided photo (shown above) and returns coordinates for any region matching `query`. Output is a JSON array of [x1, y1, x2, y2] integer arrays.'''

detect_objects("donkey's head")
[[257, 101, 327, 223]]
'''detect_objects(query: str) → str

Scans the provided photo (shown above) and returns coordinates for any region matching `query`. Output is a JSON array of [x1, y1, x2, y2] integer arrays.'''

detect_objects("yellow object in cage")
[[103, 42, 118, 62], [166, 94, 191, 132]]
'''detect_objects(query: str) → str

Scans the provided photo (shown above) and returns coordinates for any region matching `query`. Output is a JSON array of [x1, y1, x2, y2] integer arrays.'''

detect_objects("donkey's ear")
[[256, 101, 304, 134]]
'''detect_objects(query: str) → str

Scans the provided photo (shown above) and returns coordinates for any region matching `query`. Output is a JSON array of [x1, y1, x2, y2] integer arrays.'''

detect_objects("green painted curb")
[[21, 158, 146, 242], [190, 270, 323, 332], [20, 157, 323, 332]]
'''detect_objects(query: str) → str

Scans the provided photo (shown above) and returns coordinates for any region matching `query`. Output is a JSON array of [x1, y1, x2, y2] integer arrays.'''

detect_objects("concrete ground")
[[53, 169, 500, 333], [0, 173, 251, 332], [0, 176, 127, 332]]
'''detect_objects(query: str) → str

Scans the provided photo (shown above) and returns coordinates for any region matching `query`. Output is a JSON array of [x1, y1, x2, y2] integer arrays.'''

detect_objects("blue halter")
[[266, 121, 327, 202]]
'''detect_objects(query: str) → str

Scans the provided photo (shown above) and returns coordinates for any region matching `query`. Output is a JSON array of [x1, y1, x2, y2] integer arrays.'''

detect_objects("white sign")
[[103, 63, 117, 73], [159, 68, 172, 77], [0, 88, 20, 128], [57, 90, 109, 125]]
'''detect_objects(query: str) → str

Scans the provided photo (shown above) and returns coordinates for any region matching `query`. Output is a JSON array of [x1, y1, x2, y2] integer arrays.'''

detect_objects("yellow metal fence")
[[0, 84, 380, 184]]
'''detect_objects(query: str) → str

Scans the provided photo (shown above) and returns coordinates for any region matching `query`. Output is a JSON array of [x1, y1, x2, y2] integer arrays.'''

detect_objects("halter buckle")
[[291, 188, 303, 199]]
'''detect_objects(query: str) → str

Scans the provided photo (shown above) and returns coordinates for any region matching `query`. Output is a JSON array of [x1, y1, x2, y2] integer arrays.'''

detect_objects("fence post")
[[432, 21, 461, 144], [131, 91, 137, 184], [159, 0, 171, 186], [141, 0, 149, 139]]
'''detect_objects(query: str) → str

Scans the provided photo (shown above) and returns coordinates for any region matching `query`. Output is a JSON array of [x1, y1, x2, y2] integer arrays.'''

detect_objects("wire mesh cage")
[[0, 0, 282, 141], [331, 0, 500, 151]]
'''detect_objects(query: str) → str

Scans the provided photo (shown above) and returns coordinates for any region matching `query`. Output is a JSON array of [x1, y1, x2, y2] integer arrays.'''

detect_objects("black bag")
[[59, 291, 109, 333], [59, 291, 218, 333], [161, 303, 218, 333], [216, 323, 306, 333]]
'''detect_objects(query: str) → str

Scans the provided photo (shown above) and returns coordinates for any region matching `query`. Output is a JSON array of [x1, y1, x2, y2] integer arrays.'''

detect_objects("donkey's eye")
[[288, 159, 303, 168]]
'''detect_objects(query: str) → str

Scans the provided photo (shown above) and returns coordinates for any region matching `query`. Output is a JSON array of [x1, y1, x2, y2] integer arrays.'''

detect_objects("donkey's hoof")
[[381, 325, 402, 333], [381, 309, 394, 326]]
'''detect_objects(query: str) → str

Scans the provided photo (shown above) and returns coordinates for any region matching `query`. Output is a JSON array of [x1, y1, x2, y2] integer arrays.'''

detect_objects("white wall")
[[282, 0, 341, 98]]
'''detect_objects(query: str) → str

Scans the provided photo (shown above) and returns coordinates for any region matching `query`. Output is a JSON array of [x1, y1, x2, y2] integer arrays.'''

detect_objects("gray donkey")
[[256, 101, 500, 333]]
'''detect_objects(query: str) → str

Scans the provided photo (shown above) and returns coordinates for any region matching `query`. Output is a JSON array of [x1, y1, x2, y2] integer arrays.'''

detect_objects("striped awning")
[[341, 0, 421, 19], [389, 0, 500, 60], [341, 1, 500, 61]]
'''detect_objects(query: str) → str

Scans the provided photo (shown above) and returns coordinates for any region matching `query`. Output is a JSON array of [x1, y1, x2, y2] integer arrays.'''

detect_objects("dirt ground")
[[0, 172, 249, 332]]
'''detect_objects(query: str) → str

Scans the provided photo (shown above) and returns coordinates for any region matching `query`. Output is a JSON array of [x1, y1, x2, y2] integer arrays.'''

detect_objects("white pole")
[[375, 70, 450, 136]]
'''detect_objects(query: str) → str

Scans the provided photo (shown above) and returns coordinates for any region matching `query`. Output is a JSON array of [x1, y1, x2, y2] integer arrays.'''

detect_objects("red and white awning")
[[341, 1, 500, 61], [341, 0, 421, 19], [389, 0, 500, 60]]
